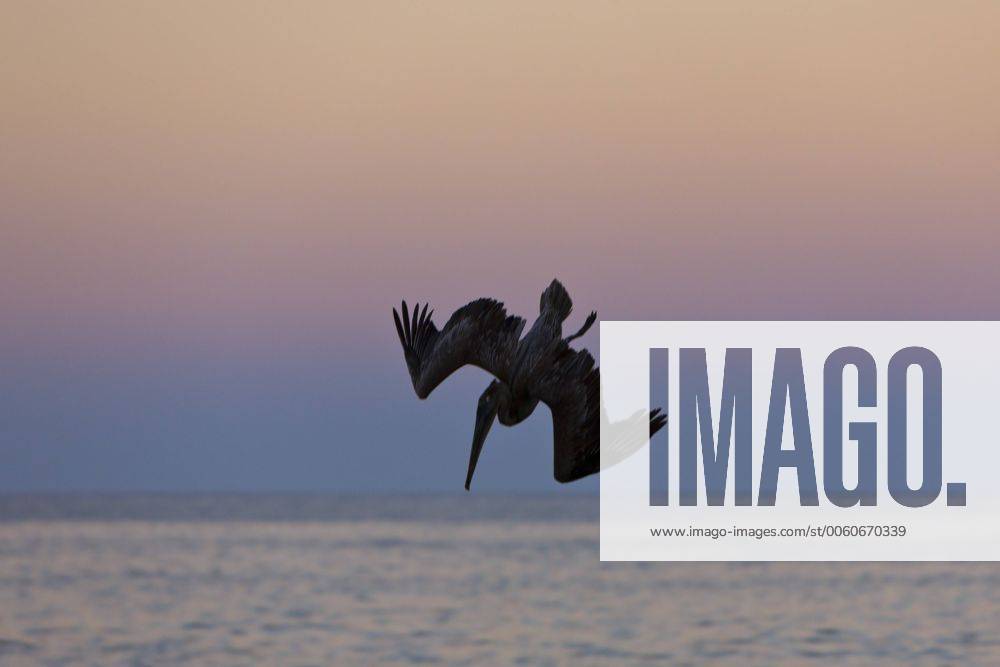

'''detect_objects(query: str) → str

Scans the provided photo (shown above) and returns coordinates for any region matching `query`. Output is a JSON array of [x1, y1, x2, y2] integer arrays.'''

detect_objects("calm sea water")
[[0, 494, 997, 666]]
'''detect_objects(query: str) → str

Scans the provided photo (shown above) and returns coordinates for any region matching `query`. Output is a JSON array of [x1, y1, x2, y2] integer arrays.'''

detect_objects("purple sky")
[[1, 2, 998, 491]]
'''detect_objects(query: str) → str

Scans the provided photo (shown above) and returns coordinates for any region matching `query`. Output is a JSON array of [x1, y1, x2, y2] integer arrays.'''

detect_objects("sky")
[[1, 1, 998, 492]]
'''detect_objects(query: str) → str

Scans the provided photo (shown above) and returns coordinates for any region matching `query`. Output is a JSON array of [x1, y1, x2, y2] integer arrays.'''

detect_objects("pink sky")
[[2, 1, 999, 361], [2, 1, 1000, 491]]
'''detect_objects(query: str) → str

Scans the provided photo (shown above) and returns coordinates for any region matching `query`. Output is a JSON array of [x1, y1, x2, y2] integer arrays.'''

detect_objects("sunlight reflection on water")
[[0, 496, 997, 666]]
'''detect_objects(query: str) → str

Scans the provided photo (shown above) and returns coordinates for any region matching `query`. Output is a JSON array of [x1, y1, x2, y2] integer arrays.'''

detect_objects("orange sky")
[[2, 1, 999, 359], [2, 1, 1000, 491]]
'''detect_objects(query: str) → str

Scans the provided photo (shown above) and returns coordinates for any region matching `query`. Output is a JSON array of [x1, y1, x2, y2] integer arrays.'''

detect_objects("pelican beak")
[[465, 391, 498, 490]]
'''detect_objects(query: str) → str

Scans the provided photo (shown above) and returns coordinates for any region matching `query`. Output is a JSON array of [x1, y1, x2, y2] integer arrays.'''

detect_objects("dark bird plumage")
[[393, 280, 666, 489]]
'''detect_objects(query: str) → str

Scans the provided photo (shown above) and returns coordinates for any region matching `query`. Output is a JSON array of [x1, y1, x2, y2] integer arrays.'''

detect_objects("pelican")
[[392, 280, 666, 489]]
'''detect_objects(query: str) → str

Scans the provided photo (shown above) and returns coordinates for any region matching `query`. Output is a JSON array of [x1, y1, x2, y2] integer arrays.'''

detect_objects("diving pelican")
[[392, 280, 666, 489]]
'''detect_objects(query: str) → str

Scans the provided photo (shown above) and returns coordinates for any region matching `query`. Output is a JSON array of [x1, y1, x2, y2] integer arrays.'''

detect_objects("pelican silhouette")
[[392, 279, 666, 489]]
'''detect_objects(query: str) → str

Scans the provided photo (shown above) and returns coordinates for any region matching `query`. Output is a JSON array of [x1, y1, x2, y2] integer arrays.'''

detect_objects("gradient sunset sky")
[[1, 2, 998, 491]]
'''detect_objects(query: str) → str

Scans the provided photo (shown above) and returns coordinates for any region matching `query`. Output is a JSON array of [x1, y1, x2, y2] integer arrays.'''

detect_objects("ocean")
[[0, 494, 997, 666]]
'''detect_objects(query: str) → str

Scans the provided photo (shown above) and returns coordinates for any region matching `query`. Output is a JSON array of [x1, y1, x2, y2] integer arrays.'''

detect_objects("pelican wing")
[[393, 298, 525, 399], [533, 346, 666, 483]]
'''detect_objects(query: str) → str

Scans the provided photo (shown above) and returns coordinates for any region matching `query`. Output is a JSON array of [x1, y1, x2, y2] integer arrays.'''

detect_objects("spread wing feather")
[[393, 298, 525, 399]]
